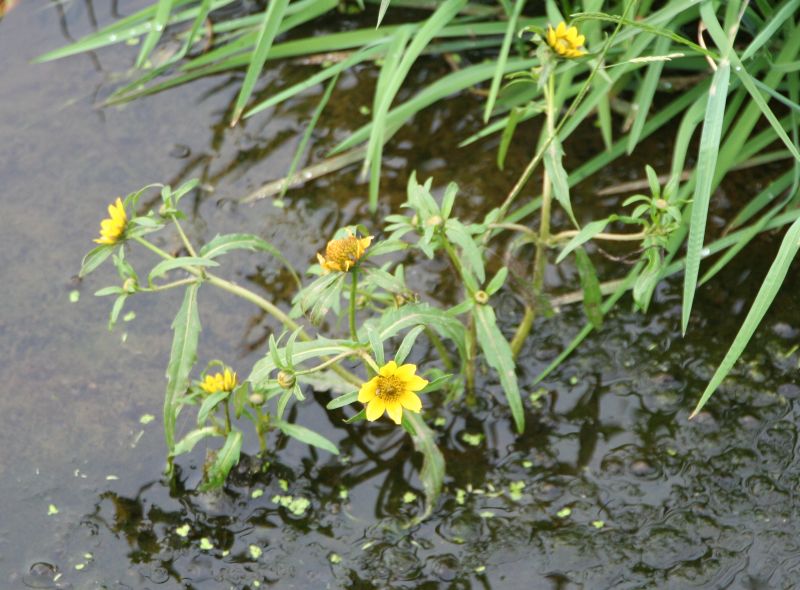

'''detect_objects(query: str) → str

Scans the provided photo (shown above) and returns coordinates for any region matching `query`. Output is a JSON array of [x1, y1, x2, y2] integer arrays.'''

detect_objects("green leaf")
[[473, 304, 523, 433], [148, 257, 218, 285], [497, 106, 523, 170], [376, 0, 391, 27], [690, 216, 800, 418], [199, 233, 300, 287], [275, 420, 339, 455], [394, 325, 425, 365], [136, 0, 175, 67], [197, 391, 229, 425], [485, 267, 508, 295], [80, 245, 114, 278], [248, 338, 354, 386], [556, 218, 610, 263], [627, 34, 672, 154], [200, 430, 242, 490], [404, 412, 444, 522], [543, 135, 576, 226], [231, 0, 291, 125], [172, 426, 219, 457], [369, 303, 467, 363], [164, 283, 202, 464], [367, 326, 385, 365], [326, 390, 359, 410], [444, 219, 485, 283], [682, 60, 731, 334], [108, 294, 128, 331], [574, 248, 603, 329]]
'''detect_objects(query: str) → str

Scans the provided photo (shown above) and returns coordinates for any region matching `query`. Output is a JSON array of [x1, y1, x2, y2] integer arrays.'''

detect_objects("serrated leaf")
[[200, 430, 242, 490], [197, 391, 229, 425], [404, 412, 444, 522], [473, 304, 523, 433], [275, 420, 339, 455], [199, 233, 300, 287], [574, 248, 603, 329], [172, 426, 219, 457], [164, 283, 201, 465], [80, 245, 114, 278], [148, 257, 218, 285]]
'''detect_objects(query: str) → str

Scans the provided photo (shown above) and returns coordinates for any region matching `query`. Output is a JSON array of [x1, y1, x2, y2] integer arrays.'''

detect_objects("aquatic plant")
[[70, 0, 800, 515]]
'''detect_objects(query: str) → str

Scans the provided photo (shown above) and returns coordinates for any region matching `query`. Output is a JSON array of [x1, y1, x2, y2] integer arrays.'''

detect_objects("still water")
[[1, 2, 799, 588]]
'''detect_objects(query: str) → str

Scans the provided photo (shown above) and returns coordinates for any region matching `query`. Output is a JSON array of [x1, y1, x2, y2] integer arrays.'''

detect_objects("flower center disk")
[[375, 375, 404, 402]]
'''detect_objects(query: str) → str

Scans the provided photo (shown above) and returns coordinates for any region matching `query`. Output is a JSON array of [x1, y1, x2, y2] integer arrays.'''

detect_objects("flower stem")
[[349, 268, 358, 342], [132, 235, 362, 387], [171, 215, 199, 258]]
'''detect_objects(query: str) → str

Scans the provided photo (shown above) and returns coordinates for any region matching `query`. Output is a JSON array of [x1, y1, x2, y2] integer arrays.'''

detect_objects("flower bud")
[[277, 371, 296, 390], [248, 392, 265, 405], [474, 290, 489, 305]]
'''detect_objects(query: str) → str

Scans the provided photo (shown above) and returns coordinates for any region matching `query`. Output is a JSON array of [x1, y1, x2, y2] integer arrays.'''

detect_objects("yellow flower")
[[317, 231, 373, 273], [358, 361, 428, 425], [200, 368, 238, 395], [94, 197, 128, 245], [546, 21, 587, 58]]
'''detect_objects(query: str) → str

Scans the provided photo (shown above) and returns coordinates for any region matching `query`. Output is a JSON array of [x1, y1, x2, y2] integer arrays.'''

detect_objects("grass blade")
[[627, 34, 671, 153], [231, 0, 290, 125], [136, 0, 175, 67], [483, 0, 526, 123], [681, 60, 730, 335], [377, 0, 391, 27], [689, 216, 800, 418]]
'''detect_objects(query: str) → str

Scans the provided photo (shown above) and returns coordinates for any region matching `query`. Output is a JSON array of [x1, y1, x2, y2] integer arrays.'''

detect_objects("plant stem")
[[139, 277, 198, 292], [171, 215, 199, 258], [349, 268, 358, 341], [224, 399, 232, 434], [132, 235, 362, 387], [550, 230, 647, 242], [510, 72, 556, 357]]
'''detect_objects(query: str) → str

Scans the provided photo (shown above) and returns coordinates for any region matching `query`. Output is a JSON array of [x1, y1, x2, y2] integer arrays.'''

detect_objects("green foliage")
[[73, 0, 800, 518]]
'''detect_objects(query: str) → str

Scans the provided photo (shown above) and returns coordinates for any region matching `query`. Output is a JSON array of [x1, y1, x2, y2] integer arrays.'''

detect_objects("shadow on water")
[[2, 2, 800, 589]]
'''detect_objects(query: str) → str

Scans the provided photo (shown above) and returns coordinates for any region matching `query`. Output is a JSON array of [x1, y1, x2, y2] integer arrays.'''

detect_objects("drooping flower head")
[[200, 368, 238, 395], [546, 21, 586, 58], [358, 361, 428, 425], [317, 231, 373, 273], [94, 197, 128, 245]]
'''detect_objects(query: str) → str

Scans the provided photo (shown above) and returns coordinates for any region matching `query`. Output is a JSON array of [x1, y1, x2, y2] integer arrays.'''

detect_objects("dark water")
[[2, 3, 800, 589]]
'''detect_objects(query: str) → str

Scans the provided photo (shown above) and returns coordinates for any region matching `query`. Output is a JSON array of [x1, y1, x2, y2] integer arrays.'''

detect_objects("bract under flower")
[[94, 197, 128, 245], [200, 368, 238, 394], [317, 231, 372, 273], [546, 21, 586, 58], [358, 361, 428, 425]]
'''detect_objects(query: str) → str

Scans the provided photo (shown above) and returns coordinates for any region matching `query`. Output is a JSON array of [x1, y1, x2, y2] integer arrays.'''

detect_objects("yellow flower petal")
[[358, 377, 378, 403], [366, 397, 385, 421], [393, 363, 417, 380], [405, 374, 428, 392], [385, 400, 403, 425], [399, 391, 422, 413], [556, 21, 566, 35], [379, 361, 398, 377]]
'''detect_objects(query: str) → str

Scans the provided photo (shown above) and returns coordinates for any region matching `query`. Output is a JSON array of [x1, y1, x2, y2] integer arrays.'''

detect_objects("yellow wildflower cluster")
[[200, 368, 238, 395], [546, 21, 587, 58], [317, 232, 372, 273], [358, 361, 428, 425], [94, 198, 128, 245]]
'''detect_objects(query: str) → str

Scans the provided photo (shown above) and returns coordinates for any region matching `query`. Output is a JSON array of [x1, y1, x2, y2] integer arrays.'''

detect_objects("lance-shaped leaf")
[[403, 412, 444, 522], [473, 304, 524, 433], [165, 283, 201, 466], [199, 430, 242, 490], [275, 420, 339, 455], [199, 233, 300, 287]]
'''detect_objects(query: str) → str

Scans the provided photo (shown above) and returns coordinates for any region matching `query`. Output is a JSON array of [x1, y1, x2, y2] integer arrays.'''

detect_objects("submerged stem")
[[349, 268, 358, 341]]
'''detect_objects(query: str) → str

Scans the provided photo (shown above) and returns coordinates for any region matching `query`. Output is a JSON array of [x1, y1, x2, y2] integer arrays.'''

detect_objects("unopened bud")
[[248, 392, 265, 405], [277, 371, 296, 389], [654, 198, 668, 210], [123, 278, 138, 293], [426, 215, 443, 227], [474, 290, 489, 305]]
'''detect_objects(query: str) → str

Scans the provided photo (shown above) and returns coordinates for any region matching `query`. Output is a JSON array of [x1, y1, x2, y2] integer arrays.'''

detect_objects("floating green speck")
[[123, 311, 136, 322], [74, 563, 85, 571], [479, 510, 494, 519], [569, 376, 579, 385], [69, 290, 80, 303], [139, 414, 155, 425], [455, 488, 466, 505], [249, 544, 262, 559], [591, 520, 605, 529], [508, 481, 525, 501], [402, 491, 417, 504], [47, 504, 59, 516], [338, 487, 349, 500], [329, 553, 342, 564], [83, 553, 93, 560], [434, 416, 446, 427], [556, 507, 572, 518], [199, 537, 214, 550], [175, 524, 191, 538], [475, 565, 486, 573], [522, 460, 533, 468], [251, 489, 264, 499], [462, 433, 484, 446], [279, 479, 289, 492]]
